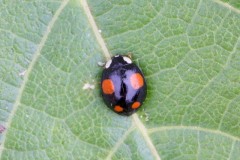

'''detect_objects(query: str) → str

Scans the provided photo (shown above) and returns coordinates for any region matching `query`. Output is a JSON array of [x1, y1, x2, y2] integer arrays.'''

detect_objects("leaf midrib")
[[86, 0, 240, 159], [148, 126, 240, 141], [214, 0, 240, 14], [80, 0, 161, 159]]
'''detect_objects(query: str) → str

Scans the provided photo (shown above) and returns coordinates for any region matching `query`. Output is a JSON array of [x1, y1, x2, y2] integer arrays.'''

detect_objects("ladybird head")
[[105, 55, 132, 69]]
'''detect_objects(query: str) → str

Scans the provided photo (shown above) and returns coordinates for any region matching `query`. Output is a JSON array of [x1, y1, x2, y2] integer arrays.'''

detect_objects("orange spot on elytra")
[[102, 79, 114, 94], [132, 102, 141, 109], [130, 73, 144, 89], [114, 105, 123, 112]]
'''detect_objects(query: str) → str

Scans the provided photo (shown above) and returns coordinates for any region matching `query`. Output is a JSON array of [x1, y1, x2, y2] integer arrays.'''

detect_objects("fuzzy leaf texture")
[[0, 0, 240, 159]]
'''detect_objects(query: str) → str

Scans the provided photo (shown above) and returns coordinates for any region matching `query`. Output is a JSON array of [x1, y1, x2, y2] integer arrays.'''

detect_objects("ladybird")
[[101, 55, 147, 116]]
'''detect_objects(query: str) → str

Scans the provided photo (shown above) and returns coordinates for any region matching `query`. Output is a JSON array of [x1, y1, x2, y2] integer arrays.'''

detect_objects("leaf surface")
[[0, 0, 240, 159]]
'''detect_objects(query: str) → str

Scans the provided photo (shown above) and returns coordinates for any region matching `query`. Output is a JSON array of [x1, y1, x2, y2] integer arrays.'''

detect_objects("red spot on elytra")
[[132, 102, 141, 109], [130, 73, 144, 89], [114, 105, 123, 112], [102, 79, 115, 94]]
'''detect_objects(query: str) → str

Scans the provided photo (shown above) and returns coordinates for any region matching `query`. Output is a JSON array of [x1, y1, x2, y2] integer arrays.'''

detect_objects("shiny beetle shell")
[[101, 55, 147, 116]]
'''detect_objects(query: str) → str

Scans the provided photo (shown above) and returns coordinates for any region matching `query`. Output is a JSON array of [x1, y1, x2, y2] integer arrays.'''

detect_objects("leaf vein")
[[227, 141, 236, 160], [81, 1, 162, 159], [0, 28, 36, 45], [105, 125, 135, 160], [0, 0, 69, 156], [132, 114, 161, 160], [80, 0, 111, 60], [148, 126, 240, 141], [213, 0, 240, 14]]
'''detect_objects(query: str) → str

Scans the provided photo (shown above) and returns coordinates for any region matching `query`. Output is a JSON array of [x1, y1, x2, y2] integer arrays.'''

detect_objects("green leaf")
[[0, 0, 240, 159]]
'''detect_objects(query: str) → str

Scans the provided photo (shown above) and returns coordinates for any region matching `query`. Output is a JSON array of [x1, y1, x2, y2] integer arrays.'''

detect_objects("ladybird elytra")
[[101, 55, 147, 116]]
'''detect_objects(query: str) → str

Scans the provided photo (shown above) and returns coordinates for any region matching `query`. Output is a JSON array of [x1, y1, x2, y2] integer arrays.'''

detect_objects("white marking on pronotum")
[[82, 83, 95, 90], [123, 56, 132, 64], [114, 55, 119, 57], [105, 59, 112, 68]]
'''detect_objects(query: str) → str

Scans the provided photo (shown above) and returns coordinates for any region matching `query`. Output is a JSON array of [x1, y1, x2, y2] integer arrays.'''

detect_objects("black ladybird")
[[101, 55, 147, 116]]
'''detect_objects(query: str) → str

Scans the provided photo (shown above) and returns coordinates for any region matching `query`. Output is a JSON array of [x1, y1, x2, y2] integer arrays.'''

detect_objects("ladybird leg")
[[126, 52, 132, 59]]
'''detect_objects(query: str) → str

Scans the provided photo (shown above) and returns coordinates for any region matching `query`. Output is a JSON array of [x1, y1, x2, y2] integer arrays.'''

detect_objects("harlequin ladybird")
[[101, 55, 147, 116]]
